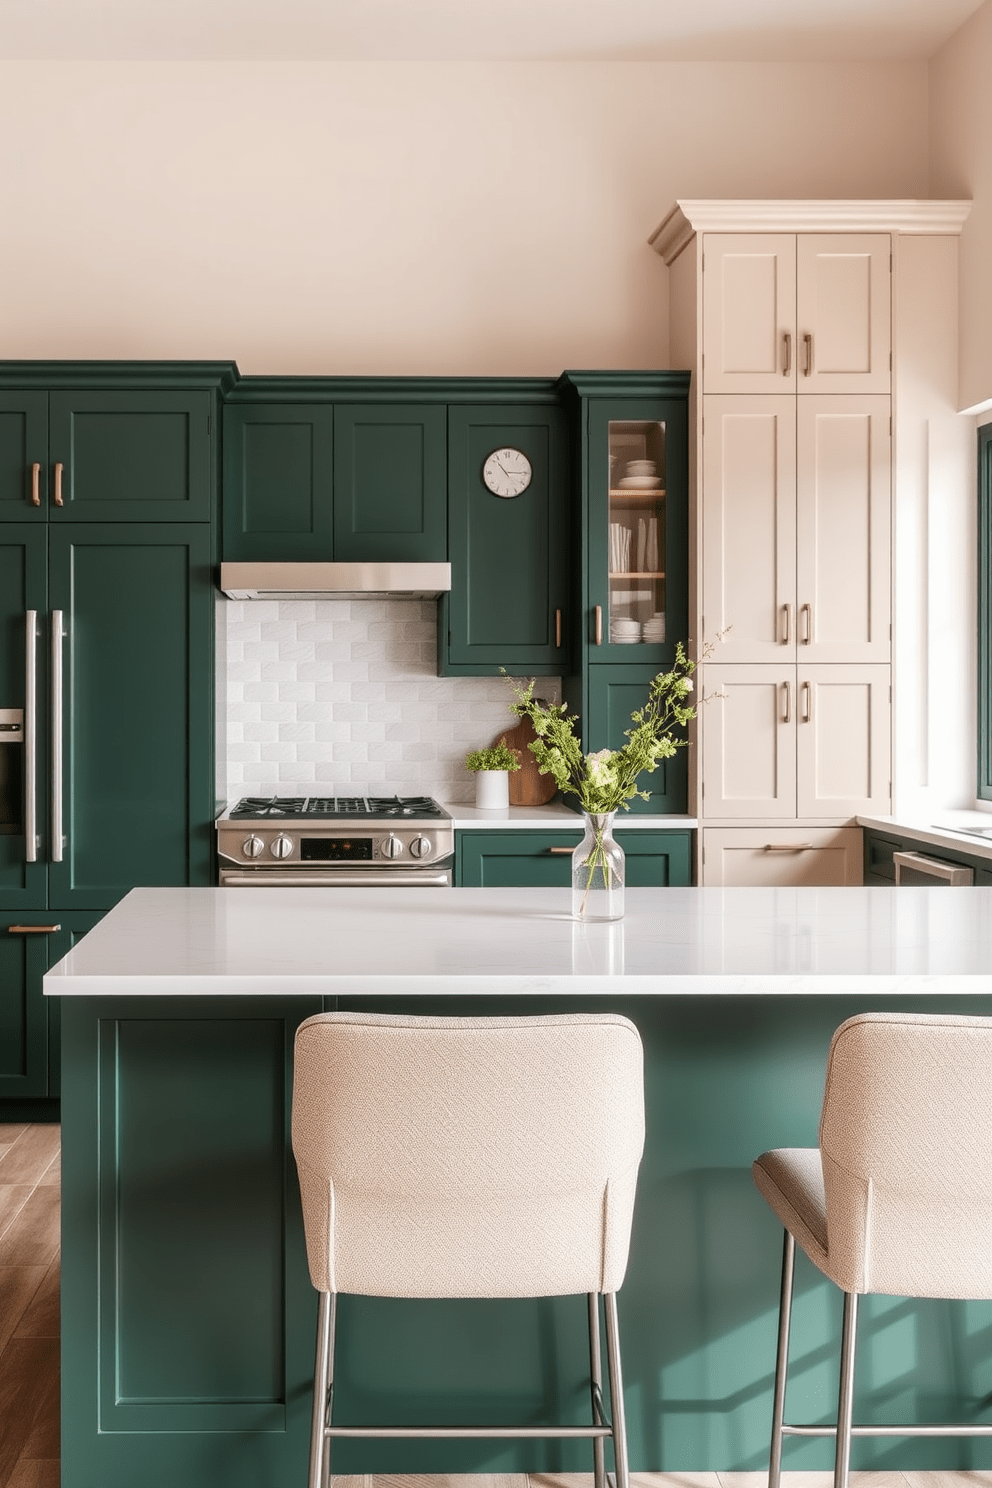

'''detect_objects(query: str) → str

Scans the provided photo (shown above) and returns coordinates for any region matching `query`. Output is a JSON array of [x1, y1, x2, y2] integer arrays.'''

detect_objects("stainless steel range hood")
[[218, 562, 452, 601]]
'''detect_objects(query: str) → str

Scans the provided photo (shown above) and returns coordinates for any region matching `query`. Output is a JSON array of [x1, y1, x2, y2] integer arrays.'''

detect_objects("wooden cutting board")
[[491, 710, 559, 806]]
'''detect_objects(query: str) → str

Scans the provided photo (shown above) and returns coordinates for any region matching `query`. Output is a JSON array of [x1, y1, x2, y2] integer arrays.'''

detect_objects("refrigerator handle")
[[25, 611, 38, 863], [51, 610, 64, 863]]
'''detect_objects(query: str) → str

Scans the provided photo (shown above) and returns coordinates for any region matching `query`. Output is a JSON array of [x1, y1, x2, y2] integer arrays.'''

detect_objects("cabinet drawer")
[[701, 826, 862, 886], [455, 829, 694, 888]]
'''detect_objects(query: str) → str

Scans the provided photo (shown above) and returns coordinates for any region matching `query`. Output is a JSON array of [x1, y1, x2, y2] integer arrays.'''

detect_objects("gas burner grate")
[[227, 794, 447, 821], [229, 796, 308, 818]]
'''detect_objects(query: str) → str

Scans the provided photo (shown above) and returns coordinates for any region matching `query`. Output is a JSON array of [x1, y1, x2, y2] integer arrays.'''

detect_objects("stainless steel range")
[[217, 795, 454, 887]]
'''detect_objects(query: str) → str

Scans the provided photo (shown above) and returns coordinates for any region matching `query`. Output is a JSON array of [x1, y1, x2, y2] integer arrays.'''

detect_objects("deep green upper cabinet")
[[334, 404, 446, 561], [223, 404, 334, 560], [222, 395, 446, 562], [441, 402, 569, 676], [0, 387, 212, 523]]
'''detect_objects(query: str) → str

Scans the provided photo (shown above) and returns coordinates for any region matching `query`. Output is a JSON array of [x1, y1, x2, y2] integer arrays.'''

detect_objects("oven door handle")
[[219, 869, 453, 887]]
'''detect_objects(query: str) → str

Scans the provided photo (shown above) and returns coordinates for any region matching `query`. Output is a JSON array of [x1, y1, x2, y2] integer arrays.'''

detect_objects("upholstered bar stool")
[[753, 1011, 992, 1488], [291, 1010, 645, 1488]]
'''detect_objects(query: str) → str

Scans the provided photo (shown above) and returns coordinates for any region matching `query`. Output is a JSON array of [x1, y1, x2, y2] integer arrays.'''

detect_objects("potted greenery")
[[464, 740, 521, 810], [507, 644, 697, 919]]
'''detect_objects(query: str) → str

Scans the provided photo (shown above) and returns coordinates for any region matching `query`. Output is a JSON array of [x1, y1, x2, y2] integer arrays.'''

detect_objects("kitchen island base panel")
[[59, 991, 992, 1488]]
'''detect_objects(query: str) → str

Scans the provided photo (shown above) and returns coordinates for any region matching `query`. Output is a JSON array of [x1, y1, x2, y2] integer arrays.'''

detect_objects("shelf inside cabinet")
[[609, 489, 667, 504], [610, 571, 665, 580]]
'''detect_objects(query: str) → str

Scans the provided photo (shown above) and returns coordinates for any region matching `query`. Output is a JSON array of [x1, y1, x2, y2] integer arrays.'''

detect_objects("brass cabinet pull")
[[31, 462, 41, 506], [7, 924, 61, 933], [548, 846, 575, 855], [800, 602, 812, 643], [781, 680, 791, 723], [782, 603, 792, 644], [555, 608, 562, 648], [782, 332, 792, 376], [802, 332, 813, 376], [763, 844, 813, 853], [802, 680, 812, 723], [594, 605, 603, 646], [53, 462, 64, 506]]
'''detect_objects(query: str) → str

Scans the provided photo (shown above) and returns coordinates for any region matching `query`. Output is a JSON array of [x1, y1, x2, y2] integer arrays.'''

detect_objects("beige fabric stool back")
[[292, 1010, 645, 1488], [752, 1010, 992, 1488]]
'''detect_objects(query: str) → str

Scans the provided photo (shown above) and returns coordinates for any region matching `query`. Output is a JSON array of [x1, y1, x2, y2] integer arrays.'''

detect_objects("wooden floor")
[[2, 1125, 991, 1488], [0, 1122, 60, 1488]]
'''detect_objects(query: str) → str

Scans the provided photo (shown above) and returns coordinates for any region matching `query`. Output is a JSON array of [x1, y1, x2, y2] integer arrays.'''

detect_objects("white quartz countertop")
[[442, 801, 697, 829], [43, 885, 992, 998]]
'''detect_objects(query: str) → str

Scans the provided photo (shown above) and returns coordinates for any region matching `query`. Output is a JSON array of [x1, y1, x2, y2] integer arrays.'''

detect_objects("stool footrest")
[[326, 1424, 614, 1439], [783, 1423, 992, 1438]]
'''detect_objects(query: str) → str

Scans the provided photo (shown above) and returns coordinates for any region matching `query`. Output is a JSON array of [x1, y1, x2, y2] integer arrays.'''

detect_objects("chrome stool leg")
[[604, 1291, 630, 1488], [769, 1230, 796, 1488], [834, 1291, 859, 1488], [309, 1290, 337, 1488], [588, 1293, 607, 1488]]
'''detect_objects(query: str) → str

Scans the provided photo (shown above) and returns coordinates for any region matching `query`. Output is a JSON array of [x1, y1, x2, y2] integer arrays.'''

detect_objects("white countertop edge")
[[443, 801, 697, 830], [44, 972, 992, 998]]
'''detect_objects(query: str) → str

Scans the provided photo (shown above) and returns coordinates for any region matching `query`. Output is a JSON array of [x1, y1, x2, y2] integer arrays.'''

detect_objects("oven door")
[[219, 866, 453, 887]]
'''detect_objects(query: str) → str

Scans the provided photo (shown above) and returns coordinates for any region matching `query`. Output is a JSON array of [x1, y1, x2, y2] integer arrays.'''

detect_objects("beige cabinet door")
[[702, 234, 796, 393], [701, 826, 862, 886], [796, 397, 891, 662], [796, 234, 891, 393], [702, 396, 796, 659], [796, 663, 891, 817], [700, 664, 796, 819]]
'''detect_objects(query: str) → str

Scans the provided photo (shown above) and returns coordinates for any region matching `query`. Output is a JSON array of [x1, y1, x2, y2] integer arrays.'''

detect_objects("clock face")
[[483, 447, 532, 498]]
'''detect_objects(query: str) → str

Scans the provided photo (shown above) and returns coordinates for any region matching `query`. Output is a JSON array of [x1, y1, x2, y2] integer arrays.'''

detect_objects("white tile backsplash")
[[216, 598, 560, 804]]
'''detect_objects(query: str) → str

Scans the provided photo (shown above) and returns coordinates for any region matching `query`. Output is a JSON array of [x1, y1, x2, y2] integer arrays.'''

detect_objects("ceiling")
[[0, 0, 985, 63]]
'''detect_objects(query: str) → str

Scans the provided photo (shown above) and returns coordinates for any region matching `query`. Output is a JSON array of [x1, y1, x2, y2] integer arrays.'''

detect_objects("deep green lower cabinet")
[[441, 403, 570, 675], [222, 396, 447, 562], [0, 914, 99, 1099], [60, 988, 992, 1488], [456, 828, 693, 887], [863, 828, 992, 885]]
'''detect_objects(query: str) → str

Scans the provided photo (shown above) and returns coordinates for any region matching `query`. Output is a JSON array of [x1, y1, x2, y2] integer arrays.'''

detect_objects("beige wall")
[[0, 59, 927, 374], [930, 0, 992, 412]]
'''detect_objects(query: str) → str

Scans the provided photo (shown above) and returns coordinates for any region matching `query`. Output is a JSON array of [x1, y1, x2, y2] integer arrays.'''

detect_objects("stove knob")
[[242, 835, 265, 859], [410, 835, 432, 859], [271, 835, 294, 859], [381, 835, 404, 859]]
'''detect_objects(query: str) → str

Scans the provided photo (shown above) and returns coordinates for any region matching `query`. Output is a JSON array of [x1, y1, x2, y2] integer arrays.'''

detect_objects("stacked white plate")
[[642, 613, 666, 643], [610, 618, 641, 644]]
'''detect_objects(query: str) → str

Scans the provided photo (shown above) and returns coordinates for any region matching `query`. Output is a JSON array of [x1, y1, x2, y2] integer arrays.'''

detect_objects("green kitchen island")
[[45, 885, 992, 1488]]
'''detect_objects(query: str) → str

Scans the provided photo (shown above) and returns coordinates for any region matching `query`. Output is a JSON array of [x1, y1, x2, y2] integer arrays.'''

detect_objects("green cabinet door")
[[333, 404, 446, 561], [442, 404, 570, 675], [47, 525, 214, 910], [456, 828, 694, 886], [0, 392, 48, 523], [223, 403, 335, 560], [48, 391, 212, 522], [0, 916, 55, 1096], [0, 527, 48, 908], [585, 663, 689, 815]]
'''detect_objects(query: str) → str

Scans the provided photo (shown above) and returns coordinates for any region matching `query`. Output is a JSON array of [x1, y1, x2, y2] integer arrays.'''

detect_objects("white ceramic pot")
[[475, 770, 509, 810]]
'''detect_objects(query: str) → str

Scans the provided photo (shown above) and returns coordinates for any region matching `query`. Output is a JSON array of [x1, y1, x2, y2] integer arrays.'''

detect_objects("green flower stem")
[[577, 818, 616, 917]]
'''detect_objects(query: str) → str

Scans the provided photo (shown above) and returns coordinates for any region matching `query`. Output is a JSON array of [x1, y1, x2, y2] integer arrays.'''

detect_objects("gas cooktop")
[[224, 795, 449, 822]]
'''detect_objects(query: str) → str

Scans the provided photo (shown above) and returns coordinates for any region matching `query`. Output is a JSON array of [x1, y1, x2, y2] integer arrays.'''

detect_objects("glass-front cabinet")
[[574, 376, 689, 666], [605, 416, 668, 650]]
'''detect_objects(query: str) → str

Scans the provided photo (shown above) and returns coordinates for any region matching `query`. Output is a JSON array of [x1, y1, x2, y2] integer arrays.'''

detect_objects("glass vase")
[[571, 812, 625, 921]]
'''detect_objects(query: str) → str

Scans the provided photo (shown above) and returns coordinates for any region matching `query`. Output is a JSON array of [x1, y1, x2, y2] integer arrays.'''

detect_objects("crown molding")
[[648, 199, 974, 264]]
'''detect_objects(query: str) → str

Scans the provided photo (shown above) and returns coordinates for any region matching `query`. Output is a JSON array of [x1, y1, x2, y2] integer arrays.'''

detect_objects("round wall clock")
[[483, 447, 532, 498]]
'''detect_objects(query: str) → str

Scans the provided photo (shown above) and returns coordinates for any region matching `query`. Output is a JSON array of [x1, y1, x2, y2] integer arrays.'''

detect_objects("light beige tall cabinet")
[[650, 201, 971, 886]]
